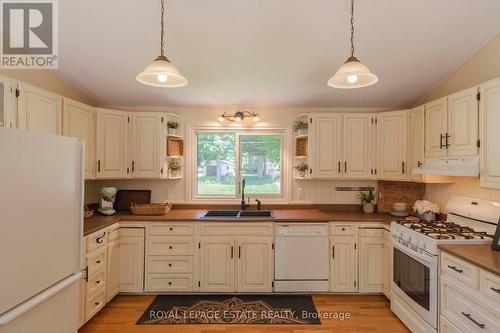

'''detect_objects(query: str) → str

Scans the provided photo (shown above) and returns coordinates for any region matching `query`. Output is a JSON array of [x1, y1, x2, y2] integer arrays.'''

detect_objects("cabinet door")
[[382, 230, 392, 298], [376, 110, 408, 180], [131, 112, 162, 178], [409, 106, 425, 182], [358, 236, 384, 293], [0, 75, 16, 129], [119, 228, 144, 292], [343, 113, 372, 179], [106, 238, 120, 302], [95, 109, 129, 178], [17, 82, 62, 135], [63, 98, 95, 179], [200, 238, 235, 292], [310, 114, 342, 178], [480, 78, 500, 189], [330, 237, 357, 292], [448, 87, 479, 156], [236, 237, 273, 293], [425, 97, 448, 157]]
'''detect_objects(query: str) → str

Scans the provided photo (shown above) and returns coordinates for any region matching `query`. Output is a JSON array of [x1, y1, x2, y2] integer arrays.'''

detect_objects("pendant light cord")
[[350, 0, 355, 58], [160, 0, 165, 57]]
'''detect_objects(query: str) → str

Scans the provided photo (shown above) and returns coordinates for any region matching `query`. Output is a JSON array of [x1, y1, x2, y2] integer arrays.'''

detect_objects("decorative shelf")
[[294, 155, 308, 159], [167, 134, 183, 139]]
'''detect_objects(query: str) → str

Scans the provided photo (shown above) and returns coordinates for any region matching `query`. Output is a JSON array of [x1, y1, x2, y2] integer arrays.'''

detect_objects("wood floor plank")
[[79, 295, 409, 333]]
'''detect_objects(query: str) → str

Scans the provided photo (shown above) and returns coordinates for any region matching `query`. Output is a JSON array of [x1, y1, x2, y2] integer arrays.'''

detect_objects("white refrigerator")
[[0, 129, 83, 333]]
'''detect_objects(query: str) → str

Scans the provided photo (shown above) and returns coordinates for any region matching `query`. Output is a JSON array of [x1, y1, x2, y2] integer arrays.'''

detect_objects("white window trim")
[[187, 125, 291, 203]]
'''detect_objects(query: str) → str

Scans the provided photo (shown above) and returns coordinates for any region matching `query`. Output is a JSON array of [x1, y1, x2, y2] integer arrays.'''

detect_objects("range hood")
[[413, 155, 479, 177]]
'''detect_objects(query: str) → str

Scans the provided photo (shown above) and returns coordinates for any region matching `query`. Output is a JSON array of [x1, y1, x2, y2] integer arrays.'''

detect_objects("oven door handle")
[[391, 237, 437, 266]]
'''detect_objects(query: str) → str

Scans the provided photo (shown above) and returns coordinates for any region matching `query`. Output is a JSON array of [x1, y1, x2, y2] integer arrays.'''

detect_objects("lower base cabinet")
[[330, 236, 358, 292], [358, 228, 384, 293], [119, 228, 145, 292]]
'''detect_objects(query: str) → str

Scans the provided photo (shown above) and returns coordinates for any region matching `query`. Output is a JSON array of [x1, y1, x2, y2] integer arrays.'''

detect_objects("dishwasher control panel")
[[275, 223, 328, 236]]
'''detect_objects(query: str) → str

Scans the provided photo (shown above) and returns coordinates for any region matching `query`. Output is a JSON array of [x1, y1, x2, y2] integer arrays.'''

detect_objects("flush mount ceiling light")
[[218, 111, 261, 123], [327, 0, 378, 89], [136, 0, 187, 88]]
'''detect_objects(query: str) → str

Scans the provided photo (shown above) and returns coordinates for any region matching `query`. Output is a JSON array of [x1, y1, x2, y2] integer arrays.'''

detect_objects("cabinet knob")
[[96, 260, 101, 264], [169, 246, 173, 249], [96, 280, 100, 284], [342, 227, 346, 231], [169, 227, 173, 231], [95, 302, 100, 306], [168, 282, 172, 286], [168, 263, 172, 267]]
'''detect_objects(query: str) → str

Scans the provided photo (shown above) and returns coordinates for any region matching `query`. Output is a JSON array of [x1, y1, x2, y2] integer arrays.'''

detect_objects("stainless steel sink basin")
[[202, 210, 273, 218]]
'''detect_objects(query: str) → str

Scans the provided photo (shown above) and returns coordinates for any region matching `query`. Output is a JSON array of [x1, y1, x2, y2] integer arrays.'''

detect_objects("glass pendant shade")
[[327, 56, 378, 89], [136, 55, 187, 88]]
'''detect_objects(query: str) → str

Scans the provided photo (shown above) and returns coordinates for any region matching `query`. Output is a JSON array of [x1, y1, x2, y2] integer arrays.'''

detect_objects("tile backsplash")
[[377, 181, 425, 213]]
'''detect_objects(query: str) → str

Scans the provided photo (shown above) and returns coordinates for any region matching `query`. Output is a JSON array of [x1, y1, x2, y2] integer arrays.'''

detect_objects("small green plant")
[[167, 121, 179, 129], [168, 159, 182, 171], [358, 188, 375, 204], [294, 162, 309, 172], [293, 120, 308, 132]]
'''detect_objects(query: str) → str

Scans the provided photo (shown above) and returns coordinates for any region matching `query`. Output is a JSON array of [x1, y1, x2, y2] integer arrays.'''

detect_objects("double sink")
[[202, 210, 274, 218]]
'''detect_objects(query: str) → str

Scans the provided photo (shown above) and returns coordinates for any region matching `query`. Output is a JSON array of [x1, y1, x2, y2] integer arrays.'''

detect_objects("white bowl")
[[392, 203, 408, 212]]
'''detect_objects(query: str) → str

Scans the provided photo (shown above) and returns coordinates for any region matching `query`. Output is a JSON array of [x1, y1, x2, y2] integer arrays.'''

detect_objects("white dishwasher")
[[274, 223, 330, 292]]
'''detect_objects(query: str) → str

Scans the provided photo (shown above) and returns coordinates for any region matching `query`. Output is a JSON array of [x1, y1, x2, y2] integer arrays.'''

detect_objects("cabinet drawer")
[[120, 227, 144, 237], [85, 270, 106, 298], [441, 252, 479, 289], [147, 237, 194, 256], [440, 315, 463, 333], [85, 288, 106, 322], [479, 269, 500, 306], [441, 277, 500, 333], [330, 224, 356, 236], [200, 223, 273, 236], [148, 223, 194, 236], [86, 230, 107, 253], [86, 248, 107, 276], [147, 256, 193, 274], [107, 228, 119, 242], [359, 228, 384, 237], [146, 274, 193, 292]]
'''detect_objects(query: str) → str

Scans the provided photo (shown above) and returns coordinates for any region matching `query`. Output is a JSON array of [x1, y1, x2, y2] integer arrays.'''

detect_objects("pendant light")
[[327, 0, 378, 89], [136, 0, 187, 87]]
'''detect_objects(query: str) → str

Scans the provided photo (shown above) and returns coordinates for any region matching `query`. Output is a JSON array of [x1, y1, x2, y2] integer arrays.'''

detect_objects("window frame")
[[191, 127, 287, 202]]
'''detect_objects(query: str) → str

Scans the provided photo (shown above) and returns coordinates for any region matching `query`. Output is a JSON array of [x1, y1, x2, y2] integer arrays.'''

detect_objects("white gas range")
[[390, 196, 499, 333]]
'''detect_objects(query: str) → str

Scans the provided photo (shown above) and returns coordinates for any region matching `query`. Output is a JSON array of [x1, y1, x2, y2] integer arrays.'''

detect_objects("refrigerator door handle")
[[0, 272, 82, 325]]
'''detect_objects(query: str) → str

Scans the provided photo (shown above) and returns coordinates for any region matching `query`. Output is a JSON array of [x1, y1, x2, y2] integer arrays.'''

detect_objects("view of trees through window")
[[197, 133, 281, 196]]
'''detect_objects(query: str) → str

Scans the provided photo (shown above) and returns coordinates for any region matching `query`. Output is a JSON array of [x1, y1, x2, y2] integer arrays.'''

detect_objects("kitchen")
[[1, 1, 500, 333]]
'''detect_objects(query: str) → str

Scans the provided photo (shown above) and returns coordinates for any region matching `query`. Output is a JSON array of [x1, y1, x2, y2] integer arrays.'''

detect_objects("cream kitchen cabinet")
[[62, 98, 95, 179], [95, 108, 130, 178], [425, 88, 479, 158], [358, 228, 384, 293], [330, 236, 358, 292], [236, 237, 274, 293], [17, 82, 62, 135], [309, 113, 342, 178], [376, 110, 409, 180], [106, 228, 120, 302], [479, 77, 500, 189], [200, 238, 235, 292], [119, 228, 145, 292], [131, 112, 165, 178], [409, 105, 425, 182], [342, 113, 373, 179], [0, 75, 17, 129]]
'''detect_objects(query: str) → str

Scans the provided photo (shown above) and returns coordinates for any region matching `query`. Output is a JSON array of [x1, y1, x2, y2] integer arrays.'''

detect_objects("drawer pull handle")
[[96, 260, 101, 265], [168, 263, 172, 267], [461, 312, 485, 329], [168, 282, 172, 286], [169, 246, 173, 249], [169, 227, 173, 231], [95, 302, 100, 306], [342, 227, 346, 231], [96, 232, 106, 244], [447, 265, 463, 273], [491, 287, 500, 294], [96, 280, 100, 284]]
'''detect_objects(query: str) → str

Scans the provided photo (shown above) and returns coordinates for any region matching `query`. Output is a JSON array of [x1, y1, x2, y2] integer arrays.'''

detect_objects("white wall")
[[86, 106, 384, 204]]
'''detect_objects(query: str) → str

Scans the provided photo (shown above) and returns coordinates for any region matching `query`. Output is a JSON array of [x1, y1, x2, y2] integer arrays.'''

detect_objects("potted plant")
[[293, 120, 308, 136], [413, 200, 440, 221], [168, 159, 182, 178], [294, 162, 308, 178], [167, 121, 179, 135], [358, 188, 376, 214]]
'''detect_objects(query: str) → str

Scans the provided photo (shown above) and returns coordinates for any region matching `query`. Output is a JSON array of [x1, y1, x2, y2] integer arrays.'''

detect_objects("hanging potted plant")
[[293, 120, 308, 136], [168, 159, 182, 178], [167, 121, 179, 135], [358, 188, 376, 214], [294, 162, 308, 178]]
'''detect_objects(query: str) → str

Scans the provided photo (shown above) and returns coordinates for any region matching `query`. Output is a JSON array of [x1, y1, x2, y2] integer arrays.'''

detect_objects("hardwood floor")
[[79, 294, 409, 333]]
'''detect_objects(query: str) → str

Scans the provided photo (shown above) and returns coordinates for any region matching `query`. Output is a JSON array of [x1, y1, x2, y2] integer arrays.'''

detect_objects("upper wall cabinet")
[[309, 114, 342, 178], [0, 75, 17, 129], [342, 113, 373, 179], [63, 98, 95, 179], [95, 109, 130, 179], [131, 112, 164, 178], [376, 110, 408, 180], [409, 105, 425, 182], [479, 78, 500, 189], [17, 82, 62, 135], [425, 88, 479, 158]]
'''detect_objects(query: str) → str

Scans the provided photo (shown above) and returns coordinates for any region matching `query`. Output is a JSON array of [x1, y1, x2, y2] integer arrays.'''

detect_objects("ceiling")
[[58, 0, 500, 108]]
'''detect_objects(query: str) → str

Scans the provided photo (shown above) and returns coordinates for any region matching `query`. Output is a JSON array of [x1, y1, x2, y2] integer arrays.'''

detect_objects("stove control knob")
[[421, 242, 426, 250]]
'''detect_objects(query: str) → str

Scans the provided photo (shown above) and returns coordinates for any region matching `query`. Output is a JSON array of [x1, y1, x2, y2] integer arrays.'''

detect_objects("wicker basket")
[[130, 202, 172, 215]]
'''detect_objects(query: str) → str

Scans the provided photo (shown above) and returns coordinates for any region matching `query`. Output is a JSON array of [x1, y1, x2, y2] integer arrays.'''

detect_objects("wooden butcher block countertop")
[[84, 209, 395, 236], [438, 244, 500, 276]]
